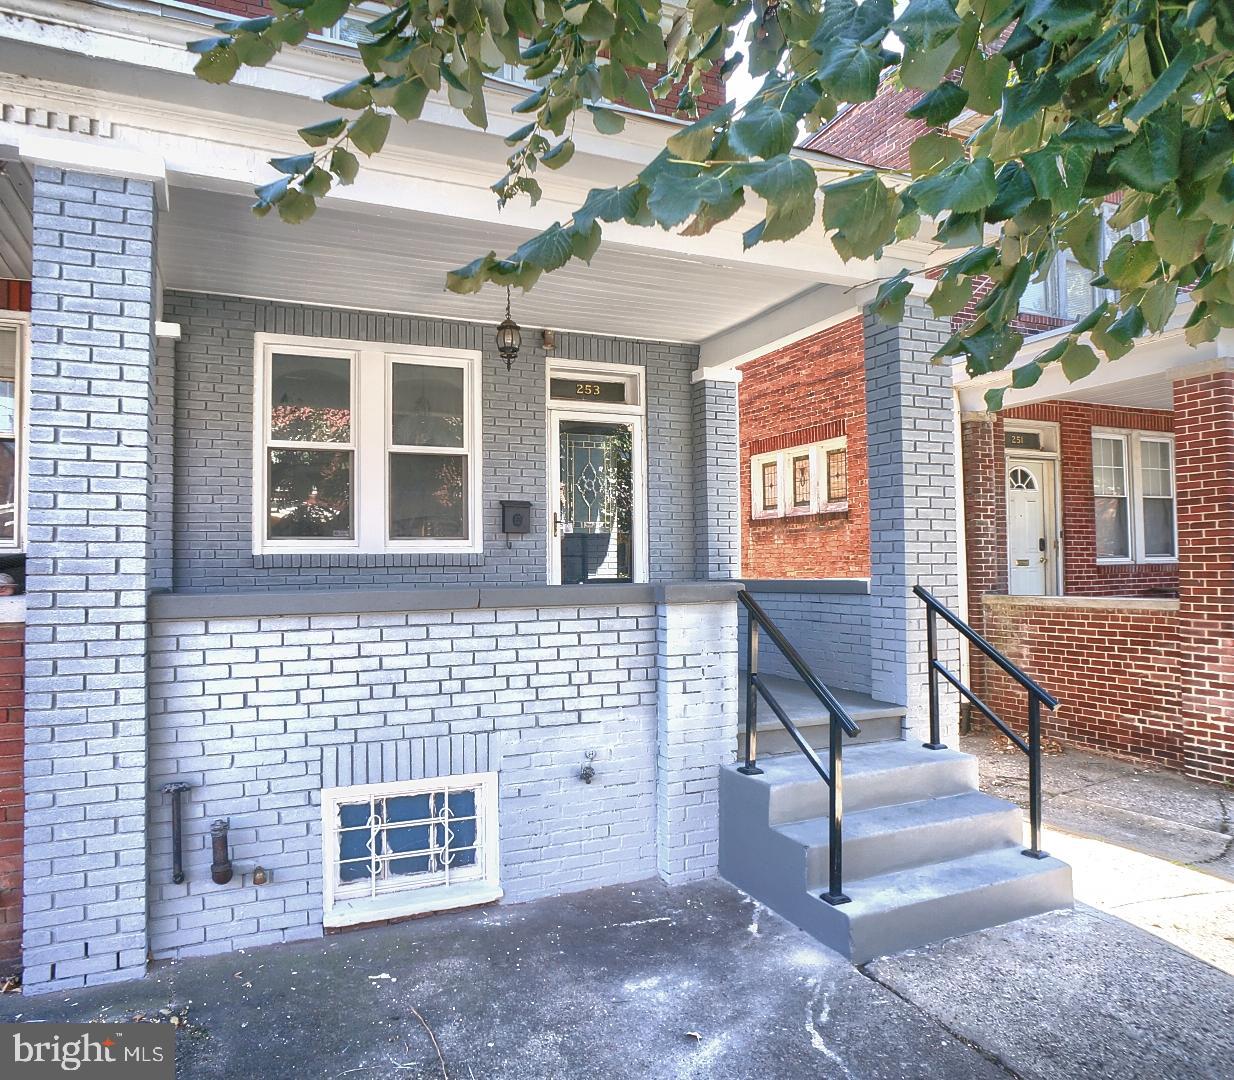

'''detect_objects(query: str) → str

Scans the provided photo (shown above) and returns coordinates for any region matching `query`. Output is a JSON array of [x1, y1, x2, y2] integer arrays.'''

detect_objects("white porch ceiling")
[[159, 187, 818, 344], [1044, 372, 1175, 411]]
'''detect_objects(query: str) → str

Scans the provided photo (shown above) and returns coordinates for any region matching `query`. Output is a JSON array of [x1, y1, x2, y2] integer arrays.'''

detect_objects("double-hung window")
[[1092, 431, 1176, 563], [255, 335, 482, 554]]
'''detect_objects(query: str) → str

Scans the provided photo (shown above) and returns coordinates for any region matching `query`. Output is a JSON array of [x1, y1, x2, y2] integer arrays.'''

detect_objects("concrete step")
[[737, 674, 904, 753], [740, 740, 978, 825], [776, 790, 1024, 887]]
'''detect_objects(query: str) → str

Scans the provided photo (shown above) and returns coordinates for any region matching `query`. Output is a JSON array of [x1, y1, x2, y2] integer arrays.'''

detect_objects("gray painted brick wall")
[[145, 597, 735, 959], [692, 379, 740, 579], [864, 300, 960, 741], [23, 168, 157, 992], [158, 293, 699, 592]]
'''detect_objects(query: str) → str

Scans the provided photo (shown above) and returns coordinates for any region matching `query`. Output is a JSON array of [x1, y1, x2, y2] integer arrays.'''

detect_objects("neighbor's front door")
[[550, 414, 641, 585], [1006, 458, 1055, 595]]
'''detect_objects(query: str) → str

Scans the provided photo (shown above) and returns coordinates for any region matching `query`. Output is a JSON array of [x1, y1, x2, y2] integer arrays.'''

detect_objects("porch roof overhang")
[[0, 0, 944, 364], [953, 302, 1234, 415]]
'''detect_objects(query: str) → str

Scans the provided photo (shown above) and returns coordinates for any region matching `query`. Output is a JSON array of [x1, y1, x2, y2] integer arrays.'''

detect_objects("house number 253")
[[575, 383, 602, 396]]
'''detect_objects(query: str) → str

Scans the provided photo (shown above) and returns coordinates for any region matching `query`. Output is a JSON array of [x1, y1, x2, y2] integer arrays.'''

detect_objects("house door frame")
[[545, 360, 648, 586], [1005, 451, 1062, 596]]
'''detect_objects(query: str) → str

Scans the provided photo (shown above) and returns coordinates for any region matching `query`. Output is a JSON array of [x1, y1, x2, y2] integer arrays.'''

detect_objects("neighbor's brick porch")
[[0, 621, 23, 970]]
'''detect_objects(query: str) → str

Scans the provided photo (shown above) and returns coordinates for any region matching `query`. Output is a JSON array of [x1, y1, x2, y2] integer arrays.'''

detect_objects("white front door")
[[1006, 458, 1056, 595]]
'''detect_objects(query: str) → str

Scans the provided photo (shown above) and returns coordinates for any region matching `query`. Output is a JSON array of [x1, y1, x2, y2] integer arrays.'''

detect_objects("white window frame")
[[0, 311, 28, 554], [253, 334, 483, 555], [1092, 429, 1177, 565], [749, 436, 848, 519], [321, 773, 501, 928], [1024, 209, 1147, 322]]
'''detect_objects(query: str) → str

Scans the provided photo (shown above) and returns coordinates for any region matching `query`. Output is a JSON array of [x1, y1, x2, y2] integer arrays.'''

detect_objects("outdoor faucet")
[[210, 818, 234, 885], [579, 749, 598, 784], [160, 781, 192, 885]]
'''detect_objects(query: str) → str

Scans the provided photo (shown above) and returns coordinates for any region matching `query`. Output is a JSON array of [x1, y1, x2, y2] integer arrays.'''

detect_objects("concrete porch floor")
[[3, 863, 1233, 1079]]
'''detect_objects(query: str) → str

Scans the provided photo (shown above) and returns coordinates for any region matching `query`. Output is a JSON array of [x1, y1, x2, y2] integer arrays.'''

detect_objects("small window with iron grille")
[[792, 455, 811, 509], [321, 774, 500, 926], [761, 460, 779, 512], [827, 448, 848, 502]]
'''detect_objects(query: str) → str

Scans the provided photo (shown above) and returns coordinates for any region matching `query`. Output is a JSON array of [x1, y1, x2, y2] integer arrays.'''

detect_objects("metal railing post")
[[822, 717, 850, 905], [924, 605, 946, 750], [1024, 694, 1047, 859], [738, 616, 763, 776]]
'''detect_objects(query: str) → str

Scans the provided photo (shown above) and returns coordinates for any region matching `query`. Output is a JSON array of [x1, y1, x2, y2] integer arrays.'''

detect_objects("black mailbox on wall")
[[500, 501, 532, 535]]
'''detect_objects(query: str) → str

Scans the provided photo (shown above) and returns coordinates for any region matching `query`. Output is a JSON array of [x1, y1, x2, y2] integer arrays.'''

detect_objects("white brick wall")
[[146, 598, 736, 959]]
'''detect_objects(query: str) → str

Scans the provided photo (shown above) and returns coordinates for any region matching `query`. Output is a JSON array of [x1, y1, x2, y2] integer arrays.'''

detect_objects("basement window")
[[321, 774, 501, 927]]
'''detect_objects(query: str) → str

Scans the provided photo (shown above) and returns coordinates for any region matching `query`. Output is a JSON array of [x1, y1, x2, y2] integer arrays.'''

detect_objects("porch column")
[[863, 300, 960, 743], [691, 375, 741, 579], [655, 587, 738, 883], [959, 410, 1006, 700], [1174, 363, 1234, 785], [23, 163, 159, 991]]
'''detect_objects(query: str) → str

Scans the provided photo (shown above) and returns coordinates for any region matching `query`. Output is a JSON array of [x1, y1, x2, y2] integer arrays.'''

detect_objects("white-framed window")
[[0, 313, 27, 552], [1023, 210, 1147, 321], [253, 334, 483, 555], [1092, 430, 1176, 563], [321, 773, 501, 927], [750, 436, 848, 518]]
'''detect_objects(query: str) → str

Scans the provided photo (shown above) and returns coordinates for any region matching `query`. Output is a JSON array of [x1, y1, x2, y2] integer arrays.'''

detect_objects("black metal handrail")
[[737, 590, 861, 906], [914, 585, 1058, 859]]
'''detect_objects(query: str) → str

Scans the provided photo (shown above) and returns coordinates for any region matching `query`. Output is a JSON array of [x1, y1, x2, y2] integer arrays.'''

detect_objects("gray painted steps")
[[737, 673, 905, 752], [719, 741, 1072, 964]]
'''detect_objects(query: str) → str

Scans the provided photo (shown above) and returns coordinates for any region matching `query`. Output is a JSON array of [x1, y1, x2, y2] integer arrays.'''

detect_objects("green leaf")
[[445, 252, 498, 295], [927, 274, 972, 318], [904, 81, 969, 127], [961, 51, 1010, 115], [234, 31, 277, 67], [1011, 359, 1044, 389], [986, 165, 1036, 222], [648, 173, 729, 229], [298, 117, 347, 147], [1060, 208, 1102, 270], [301, 166, 332, 198], [574, 185, 643, 229], [1101, 237, 1160, 290], [893, 0, 963, 49], [1021, 0, 1100, 43], [1091, 305, 1144, 360], [730, 102, 799, 160], [391, 77, 430, 121], [512, 86, 547, 114], [253, 176, 289, 209], [1059, 340, 1099, 382], [746, 156, 819, 243], [984, 387, 1007, 411], [681, 190, 746, 237], [1001, 74, 1062, 129], [277, 187, 317, 224], [329, 146, 360, 185], [1150, 207, 1210, 266], [872, 270, 912, 323], [816, 39, 885, 102], [587, 105, 626, 134], [569, 220, 602, 262], [907, 133, 962, 178], [512, 222, 575, 274], [187, 36, 232, 55], [304, 0, 350, 30], [348, 109, 391, 156], [324, 76, 374, 110], [822, 171, 901, 260], [1109, 112, 1182, 194], [1057, 120, 1133, 151], [666, 104, 733, 161], [193, 45, 240, 84], [542, 139, 576, 170], [909, 157, 998, 217], [270, 152, 315, 176], [1141, 280, 1178, 332], [1126, 43, 1203, 125]]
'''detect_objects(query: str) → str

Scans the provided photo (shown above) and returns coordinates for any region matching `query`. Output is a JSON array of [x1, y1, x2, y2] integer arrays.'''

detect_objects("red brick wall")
[[200, 2, 726, 114], [0, 622, 23, 972], [963, 401, 1179, 602], [802, 80, 926, 168], [981, 597, 1184, 768], [0, 281, 30, 312], [738, 317, 870, 578], [1174, 370, 1234, 784]]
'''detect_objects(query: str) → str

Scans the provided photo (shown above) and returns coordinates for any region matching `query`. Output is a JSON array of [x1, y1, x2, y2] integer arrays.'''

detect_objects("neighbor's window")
[[762, 460, 779, 512], [1092, 431, 1176, 563], [827, 448, 848, 502], [0, 320, 24, 549], [321, 774, 501, 926], [256, 336, 481, 554], [792, 454, 811, 509], [1023, 212, 1147, 322]]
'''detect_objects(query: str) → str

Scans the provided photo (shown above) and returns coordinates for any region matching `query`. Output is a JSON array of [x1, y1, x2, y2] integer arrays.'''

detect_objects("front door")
[[550, 414, 643, 584], [1006, 458, 1056, 595]]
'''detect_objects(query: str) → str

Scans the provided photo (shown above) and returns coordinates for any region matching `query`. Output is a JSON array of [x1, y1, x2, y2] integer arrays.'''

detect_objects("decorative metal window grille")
[[762, 461, 779, 511], [792, 455, 811, 508], [827, 449, 848, 501], [332, 786, 483, 902]]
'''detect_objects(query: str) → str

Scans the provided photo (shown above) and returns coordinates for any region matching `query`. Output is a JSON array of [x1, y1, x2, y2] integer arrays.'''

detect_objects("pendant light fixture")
[[496, 285, 522, 371]]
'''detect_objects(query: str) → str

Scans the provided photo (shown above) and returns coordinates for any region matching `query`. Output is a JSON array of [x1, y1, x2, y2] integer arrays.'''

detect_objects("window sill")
[[253, 552, 485, 569], [324, 881, 503, 928]]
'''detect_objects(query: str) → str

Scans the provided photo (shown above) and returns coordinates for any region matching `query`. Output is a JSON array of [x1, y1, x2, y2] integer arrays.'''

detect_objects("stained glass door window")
[[556, 419, 635, 584]]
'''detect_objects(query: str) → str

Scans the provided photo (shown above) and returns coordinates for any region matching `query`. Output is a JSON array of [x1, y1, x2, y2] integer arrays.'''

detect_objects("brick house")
[[0, 1, 1078, 992], [740, 84, 1233, 788]]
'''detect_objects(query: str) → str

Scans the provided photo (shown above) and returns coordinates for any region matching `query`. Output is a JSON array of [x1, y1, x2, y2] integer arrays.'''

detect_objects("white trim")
[[252, 333, 483, 555], [0, 310, 28, 555], [1005, 456, 1061, 596], [545, 359, 644, 415], [1091, 428, 1178, 565], [320, 772, 501, 929], [15, 129, 170, 209], [748, 436, 849, 520], [0, 595, 24, 622], [546, 360, 649, 586], [155, 320, 181, 340]]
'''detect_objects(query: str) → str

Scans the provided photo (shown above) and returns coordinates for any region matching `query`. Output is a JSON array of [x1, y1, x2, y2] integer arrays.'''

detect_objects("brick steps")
[[718, 741, 1072, 964]]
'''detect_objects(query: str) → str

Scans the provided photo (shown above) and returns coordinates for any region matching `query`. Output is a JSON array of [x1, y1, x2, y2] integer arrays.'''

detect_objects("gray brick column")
[[691, 377, 740, 579], [23, 167, 157, 992], [655, 595, 737, 883], [863, 300, 960, 743]]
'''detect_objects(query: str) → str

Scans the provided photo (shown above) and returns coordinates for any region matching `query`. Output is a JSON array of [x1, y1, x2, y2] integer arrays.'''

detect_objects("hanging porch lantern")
[[496, 286, 522, 371]]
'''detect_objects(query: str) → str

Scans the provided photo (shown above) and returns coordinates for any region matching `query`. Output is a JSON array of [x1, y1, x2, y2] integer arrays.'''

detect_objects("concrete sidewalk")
[[3, 870, 1232, 1079]]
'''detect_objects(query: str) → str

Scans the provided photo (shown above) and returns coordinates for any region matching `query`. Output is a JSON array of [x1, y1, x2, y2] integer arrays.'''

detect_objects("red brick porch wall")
[[0, 621, 23, 971], [738, 317, 870, 579], [980, 597, 1184, 769]]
